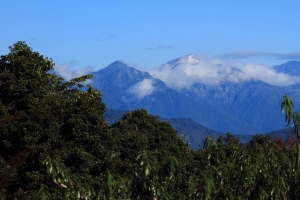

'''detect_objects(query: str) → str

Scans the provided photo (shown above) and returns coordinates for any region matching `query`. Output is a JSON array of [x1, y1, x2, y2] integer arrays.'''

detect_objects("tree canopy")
[[0, 42, 109, 199]]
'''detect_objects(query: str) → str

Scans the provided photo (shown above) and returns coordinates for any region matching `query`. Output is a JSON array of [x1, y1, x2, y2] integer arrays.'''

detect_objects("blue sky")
[[1, 1, 300, 72]]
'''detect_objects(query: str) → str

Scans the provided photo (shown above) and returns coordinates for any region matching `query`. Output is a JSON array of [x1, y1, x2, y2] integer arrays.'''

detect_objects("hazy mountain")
[[104, 108, 223, 150], [104, 108, 253, 150], [167, 117, 222, 150], [92, 61, 211, 118], [92, 61, 255, 134], [273, 61, 300, 76], [166, 54, 200, 69], [91, 57, 300, 135], [151, 56, 300, 133]]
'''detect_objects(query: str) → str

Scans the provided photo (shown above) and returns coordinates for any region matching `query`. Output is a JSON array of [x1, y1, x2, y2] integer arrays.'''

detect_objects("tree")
[[0, 41, 109, 198], [108, 109, 192, 199]]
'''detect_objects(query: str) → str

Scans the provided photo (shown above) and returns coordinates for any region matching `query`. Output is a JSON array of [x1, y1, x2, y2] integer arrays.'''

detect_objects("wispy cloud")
[[101, 32, 116, 38], [146, 44, 173, 50], [128, 79, 155, 99], [221, 51, 300, 60], [96, 32, 116, 42], [54, 61, 93, 84], [149, 56, 300, 89]]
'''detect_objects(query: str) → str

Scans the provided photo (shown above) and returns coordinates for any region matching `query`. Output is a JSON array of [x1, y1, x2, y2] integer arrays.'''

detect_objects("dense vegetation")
[[1, 42, 300, 199]]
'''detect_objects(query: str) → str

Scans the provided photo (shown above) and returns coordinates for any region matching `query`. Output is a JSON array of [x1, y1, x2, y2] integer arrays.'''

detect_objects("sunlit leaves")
[[281, 94, 294, 126]]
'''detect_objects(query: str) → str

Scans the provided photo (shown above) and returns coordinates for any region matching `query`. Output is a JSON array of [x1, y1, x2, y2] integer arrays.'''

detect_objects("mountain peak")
[[182, 54, 199, 64], [167, 54, 199, 66], [109, 60, 128, 68], [93, 59, 153, 82], [92, 60, 132, 76]]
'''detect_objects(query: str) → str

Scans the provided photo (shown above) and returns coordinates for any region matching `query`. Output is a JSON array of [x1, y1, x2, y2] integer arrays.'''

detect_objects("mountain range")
[[91, 56, 300, 137]]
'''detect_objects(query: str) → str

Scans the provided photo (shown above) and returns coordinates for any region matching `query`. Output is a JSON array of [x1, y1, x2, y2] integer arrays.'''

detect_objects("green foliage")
[[281, 94, 295, 126], [0, 41, 108, 198], [106, 109, 192, 199]]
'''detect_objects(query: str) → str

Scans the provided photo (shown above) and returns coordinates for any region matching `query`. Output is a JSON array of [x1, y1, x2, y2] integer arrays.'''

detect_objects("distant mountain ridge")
[[273, 61, 300, 76], [92, 60, 255, 134], [104, 108, 254, 150], [104, 108, 224, 150], [91, 56, 300, 135]]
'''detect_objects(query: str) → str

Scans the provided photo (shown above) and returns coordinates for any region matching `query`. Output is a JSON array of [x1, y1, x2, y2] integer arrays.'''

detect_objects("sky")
[[1, 1, 300, 75]]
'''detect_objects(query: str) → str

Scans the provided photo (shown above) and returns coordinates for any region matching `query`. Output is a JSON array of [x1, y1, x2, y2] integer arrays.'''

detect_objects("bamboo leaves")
[[281, 94, 294, 126]]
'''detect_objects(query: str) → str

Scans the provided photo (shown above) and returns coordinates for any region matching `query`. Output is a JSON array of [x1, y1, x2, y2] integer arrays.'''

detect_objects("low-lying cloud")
[[149, 56, 300, 89], [54, 61, 93, 84], [128, 79, 155, 99]]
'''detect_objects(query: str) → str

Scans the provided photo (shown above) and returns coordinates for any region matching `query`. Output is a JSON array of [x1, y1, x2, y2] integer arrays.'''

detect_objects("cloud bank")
[[128, 79, 155, 99], [54, 62, 93, 84], [149, 56, 300, 89]]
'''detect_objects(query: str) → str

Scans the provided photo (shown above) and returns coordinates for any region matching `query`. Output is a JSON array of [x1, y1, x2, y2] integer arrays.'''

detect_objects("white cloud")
[[232, 62, 299, 86], [148, 56, 300, 89], [128, 79, 155, 99], [54, 62, 93, 84], [146, 44, 173, 50]]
